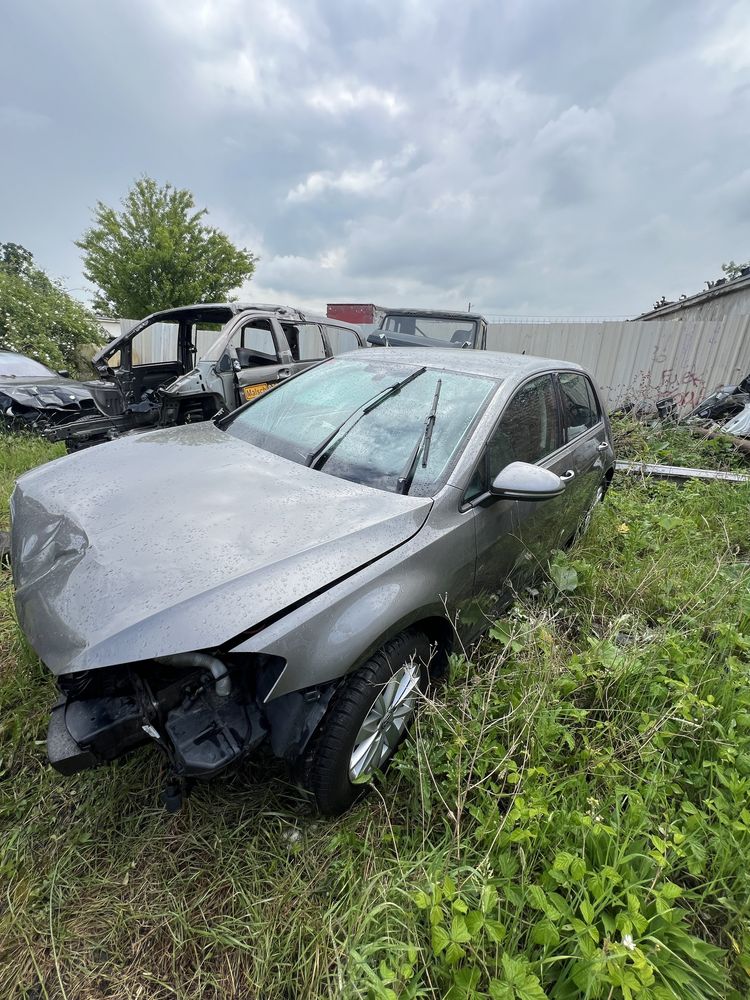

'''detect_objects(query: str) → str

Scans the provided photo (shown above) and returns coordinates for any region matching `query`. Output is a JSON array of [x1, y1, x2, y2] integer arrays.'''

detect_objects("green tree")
[[0, 242, 103, 374], [76, 177, 258, 318]]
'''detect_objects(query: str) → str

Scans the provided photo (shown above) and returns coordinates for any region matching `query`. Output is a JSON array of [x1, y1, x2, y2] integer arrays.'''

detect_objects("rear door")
[[322, 323, 365, 355], [279, 321, 328, 377], [555, 371, 609, 533]]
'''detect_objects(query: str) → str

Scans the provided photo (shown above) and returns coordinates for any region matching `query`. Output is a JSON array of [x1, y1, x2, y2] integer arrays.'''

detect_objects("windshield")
[[381, 314, 477, 347], [0, 353, 56, 377], [226, 357, 497, 495]]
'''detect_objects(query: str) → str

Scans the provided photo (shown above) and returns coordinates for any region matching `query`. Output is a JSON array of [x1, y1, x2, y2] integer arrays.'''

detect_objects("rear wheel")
[[301, 630, 433, 815]]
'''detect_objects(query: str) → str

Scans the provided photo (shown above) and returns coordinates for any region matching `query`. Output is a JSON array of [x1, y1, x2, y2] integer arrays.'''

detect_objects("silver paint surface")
[[12, 421, 430, 673]]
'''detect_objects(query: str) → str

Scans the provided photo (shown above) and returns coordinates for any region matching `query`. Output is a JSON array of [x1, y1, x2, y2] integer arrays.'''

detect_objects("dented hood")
[[11, 422, 431, 674]]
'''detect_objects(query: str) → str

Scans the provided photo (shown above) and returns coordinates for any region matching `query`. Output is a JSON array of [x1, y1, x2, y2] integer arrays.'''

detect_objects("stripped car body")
[[45, 302, 365, 450], [0, 350, 100, 429], [12, 348, 614, 812]]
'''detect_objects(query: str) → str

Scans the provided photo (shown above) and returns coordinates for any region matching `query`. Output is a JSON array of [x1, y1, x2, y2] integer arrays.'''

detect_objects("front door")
[[469, 373, 567, 615], [217, 317, 293, 409]]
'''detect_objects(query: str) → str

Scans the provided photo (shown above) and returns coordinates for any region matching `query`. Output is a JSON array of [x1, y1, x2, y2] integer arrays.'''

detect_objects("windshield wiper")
[[305, 366, 427, 470], [396, 378, 442, 495]]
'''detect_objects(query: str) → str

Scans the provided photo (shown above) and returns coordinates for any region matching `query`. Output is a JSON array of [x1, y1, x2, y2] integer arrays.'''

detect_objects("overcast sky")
[[2, 0, 749, 318]]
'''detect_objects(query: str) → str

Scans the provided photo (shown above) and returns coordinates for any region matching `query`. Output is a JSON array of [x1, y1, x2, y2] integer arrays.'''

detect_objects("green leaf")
[[569, 857, 586, 881], [445, 941, 465, 965], [580, 899, 595, 925], [465, 910, 484, 936], [481, 884, 499, 914], [659, 881, 683, 900], [550, 560, 579, 592], [531, 919, 560, 948], [527, 885, 547, 910], [431, 924, 451, 955], [485, 919, 507, 943], [489, 981, 514, 1000], [451, 914, 472, 944], [412, 889, 430, 909], [430, 905, 444, 926]]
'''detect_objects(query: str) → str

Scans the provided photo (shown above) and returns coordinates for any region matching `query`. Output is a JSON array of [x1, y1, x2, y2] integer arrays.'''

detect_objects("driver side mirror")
[[489, 462, 565, 501], [57, 369, 70, 378], [367, 331, 388, 347], [216, 353, 233, 374]]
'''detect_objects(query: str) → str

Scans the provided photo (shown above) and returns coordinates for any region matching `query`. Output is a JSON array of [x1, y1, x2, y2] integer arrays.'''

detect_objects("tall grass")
[[0, 428, 749, 998]]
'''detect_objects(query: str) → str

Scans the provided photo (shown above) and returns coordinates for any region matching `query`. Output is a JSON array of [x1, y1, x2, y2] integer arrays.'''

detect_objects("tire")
[[301, 630, 433, 816]]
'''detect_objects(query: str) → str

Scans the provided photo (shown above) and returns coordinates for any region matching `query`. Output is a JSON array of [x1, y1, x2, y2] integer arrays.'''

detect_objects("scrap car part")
[[615, 459, 750, 484]]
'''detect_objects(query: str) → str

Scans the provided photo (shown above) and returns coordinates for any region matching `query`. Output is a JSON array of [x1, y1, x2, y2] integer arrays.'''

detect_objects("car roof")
[[341, 346, 586, 381], [381, 308, 486, 323]]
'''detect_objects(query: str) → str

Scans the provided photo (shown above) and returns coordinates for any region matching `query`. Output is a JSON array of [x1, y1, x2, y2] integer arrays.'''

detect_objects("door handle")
[[560, 469, 576, 481], [597, 441, 609, 452], [277, 368, 292, 378]]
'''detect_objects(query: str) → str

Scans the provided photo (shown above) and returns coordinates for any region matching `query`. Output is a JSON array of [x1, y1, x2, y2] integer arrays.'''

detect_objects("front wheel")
[[300, 630, 433, 815]]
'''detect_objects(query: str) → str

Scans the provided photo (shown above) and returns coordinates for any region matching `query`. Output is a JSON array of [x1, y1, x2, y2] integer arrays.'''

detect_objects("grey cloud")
[[1, 0, 749, 319]]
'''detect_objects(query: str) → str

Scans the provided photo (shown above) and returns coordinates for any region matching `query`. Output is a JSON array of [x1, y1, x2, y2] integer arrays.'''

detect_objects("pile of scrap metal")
[[682, 372, 750, 455]]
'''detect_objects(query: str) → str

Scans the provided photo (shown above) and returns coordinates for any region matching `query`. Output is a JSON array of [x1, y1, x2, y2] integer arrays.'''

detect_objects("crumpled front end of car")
[[0, 384, 99, 428], [45, 652, 281, 794]]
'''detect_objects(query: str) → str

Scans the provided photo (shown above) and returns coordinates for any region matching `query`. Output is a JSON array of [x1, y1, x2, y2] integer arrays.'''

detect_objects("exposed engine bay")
[[48, 653, 333, 811]]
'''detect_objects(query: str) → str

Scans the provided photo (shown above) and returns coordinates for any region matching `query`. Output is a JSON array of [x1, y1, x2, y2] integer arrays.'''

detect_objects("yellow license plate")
[[242, 382, 270, 402]]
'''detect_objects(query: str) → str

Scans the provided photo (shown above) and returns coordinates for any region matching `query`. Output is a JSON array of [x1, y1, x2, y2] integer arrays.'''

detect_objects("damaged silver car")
[[11, 348, 614, 814]]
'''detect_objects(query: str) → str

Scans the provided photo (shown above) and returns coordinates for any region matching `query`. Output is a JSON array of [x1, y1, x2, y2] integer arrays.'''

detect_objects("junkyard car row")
[[45, 303, 366, 449], [11, 343, 614, 813]]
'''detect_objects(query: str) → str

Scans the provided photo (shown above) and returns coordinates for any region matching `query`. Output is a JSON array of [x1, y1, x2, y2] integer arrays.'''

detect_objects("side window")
[[130, 321, 179, 365], [490, 375, 560, 475], [325, 325, 360, 355], [464, 375, 560, 500], [235, 321, 278, 368], [559, 372, 599, 442], [283, 323, 326, 361]]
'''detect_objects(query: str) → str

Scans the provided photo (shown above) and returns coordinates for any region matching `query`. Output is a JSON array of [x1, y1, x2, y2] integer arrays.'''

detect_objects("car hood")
[[0, 376, 94, 410], [11, 422, 431, 674]]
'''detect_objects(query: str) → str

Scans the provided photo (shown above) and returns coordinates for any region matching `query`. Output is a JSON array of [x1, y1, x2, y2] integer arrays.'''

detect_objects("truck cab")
[[367, 309, 488, 350]]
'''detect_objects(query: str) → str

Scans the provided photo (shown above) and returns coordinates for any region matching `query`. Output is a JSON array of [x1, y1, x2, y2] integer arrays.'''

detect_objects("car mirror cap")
[[57, 369, 70, 378], [489, 461, 565, 501], [367, 331, 387, 347]]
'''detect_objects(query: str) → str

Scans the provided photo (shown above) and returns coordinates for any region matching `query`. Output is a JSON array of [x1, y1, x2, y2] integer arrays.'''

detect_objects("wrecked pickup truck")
[[367, 308, 488, 350], [46, 302, 366, 450]]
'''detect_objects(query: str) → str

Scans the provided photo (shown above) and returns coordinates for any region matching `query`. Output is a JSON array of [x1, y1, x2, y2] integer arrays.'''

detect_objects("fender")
[[230, 502, 477, 699]]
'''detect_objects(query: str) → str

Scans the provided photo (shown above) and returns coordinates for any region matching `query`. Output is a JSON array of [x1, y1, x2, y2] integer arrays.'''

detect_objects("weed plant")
[[0, 432, 748, 998]]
